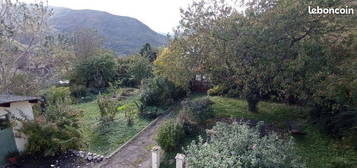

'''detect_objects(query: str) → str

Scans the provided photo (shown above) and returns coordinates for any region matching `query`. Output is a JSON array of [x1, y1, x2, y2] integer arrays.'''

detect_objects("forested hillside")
[[50, 7, 166, 55]]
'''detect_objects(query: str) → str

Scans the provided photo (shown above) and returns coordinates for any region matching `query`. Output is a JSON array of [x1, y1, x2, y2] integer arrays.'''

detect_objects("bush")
[[21, 104, 83, 156], [139, 76, 186, 107], [117, 103, 138, 126], [117, 55, 153, 87], [177, 98, 213, 135], [185, 122, 305, 168], [70, 53, 118, 91], [69, 84, 87, 98], [136, 102, 164, 119], [97, 94, 118, 123], [207, 84, 240, 97], [157, 120, 185, 151], [43, 86, 72, 105], [207, 85, 228, 96], [311, 61, 357, 138], [178, 98, 214, 125]]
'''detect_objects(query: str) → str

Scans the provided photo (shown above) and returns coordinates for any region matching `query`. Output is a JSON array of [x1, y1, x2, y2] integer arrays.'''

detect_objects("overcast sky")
[[21, 0, 194, 34]]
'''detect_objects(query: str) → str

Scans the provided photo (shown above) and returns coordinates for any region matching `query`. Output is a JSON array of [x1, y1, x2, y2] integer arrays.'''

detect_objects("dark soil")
[[4, 152, 85, 168]]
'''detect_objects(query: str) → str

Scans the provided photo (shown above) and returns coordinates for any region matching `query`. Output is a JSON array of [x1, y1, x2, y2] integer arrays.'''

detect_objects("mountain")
[[50, 7, 167, 55]]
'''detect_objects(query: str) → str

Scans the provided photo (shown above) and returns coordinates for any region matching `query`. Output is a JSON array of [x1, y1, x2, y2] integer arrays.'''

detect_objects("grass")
[[160, 94, 356, 168], [72, 89, 153, 155], [206, 95, 357, 168]]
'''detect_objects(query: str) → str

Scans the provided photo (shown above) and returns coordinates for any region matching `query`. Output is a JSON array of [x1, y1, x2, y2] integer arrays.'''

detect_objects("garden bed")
[[72, 88, 154, 155]]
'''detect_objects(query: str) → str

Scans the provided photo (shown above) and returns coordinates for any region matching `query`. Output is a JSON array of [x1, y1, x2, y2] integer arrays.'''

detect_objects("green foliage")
[[72, 92, 152, 155], [21, 103, 83, 156], [185, 122, 305, 168], [70, 52, 118, 92], [117, 55, 153, 87], [157, 119, 184, 151], [118, 103, 138, 126], [139, 43, 158, 62], [97, 94, 118, 123], [69, 84, 87, 98], [207, 84, 230, 96], [43, 86, 72, 105], [140, 106, 165, 119], [177, 98, 213, 135], [139, 76, 186, 107]]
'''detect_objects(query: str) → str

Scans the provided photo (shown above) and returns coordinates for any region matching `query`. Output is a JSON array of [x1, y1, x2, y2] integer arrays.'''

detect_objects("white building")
[[0, 95, 39, 165]]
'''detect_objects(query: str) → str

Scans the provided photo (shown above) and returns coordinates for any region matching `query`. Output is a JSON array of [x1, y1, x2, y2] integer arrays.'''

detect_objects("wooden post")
[[151, 146, 161, 168], [175, 153, 186, 168]]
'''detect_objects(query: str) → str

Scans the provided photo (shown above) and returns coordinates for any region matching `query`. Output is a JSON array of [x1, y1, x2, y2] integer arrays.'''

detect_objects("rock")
[[87, 156, 93, 161]]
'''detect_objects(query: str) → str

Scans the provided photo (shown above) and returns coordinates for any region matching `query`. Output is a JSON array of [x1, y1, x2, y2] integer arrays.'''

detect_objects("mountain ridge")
[[50, 7, 167, 55]]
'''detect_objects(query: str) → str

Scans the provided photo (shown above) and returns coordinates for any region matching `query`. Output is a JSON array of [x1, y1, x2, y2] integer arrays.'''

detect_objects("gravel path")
[[84, 114, 170, 168]]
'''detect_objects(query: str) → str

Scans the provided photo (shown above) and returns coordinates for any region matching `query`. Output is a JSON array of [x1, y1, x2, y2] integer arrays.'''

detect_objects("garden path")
[[84, 113, 170, 168]]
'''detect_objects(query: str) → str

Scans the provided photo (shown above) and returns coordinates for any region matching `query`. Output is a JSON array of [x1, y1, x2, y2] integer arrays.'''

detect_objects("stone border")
[[104, 114, 164, 159]]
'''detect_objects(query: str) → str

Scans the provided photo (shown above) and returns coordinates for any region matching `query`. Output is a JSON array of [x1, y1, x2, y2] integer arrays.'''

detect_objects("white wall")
[[0, 101, 35, 152]]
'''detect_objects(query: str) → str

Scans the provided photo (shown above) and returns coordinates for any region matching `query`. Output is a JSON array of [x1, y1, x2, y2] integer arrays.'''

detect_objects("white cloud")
[[20, 0, 194, 34]]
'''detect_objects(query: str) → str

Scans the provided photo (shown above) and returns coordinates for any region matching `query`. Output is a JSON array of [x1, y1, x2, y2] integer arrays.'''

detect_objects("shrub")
[[185, 122, 305, 168], [157, 119, 185, 151], [117, 55, 153, 87], [178, 98, 214, 125], [118, 103, 138, 126], [177, 98, 213, 135], [207, 85, 228, 96], [70, 53, 118, 91], [97, 94, 118, 123], [311, 61, 357, 138], [139, 76, 186, 107], [144, 106, 165, 119], [21, 104, 83, 156], [69, 84, 87, 98], [43, 86, 72, 105]]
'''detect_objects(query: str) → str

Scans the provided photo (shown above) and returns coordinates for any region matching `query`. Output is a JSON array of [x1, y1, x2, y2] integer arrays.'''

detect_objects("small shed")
[[0, 95, 39, 165]]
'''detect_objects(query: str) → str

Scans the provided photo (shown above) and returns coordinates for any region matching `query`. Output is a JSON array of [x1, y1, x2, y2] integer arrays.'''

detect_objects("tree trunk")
[[247, 98, 259, 113]]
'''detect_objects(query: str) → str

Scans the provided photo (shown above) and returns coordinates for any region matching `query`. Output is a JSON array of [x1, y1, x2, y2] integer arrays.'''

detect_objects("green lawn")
[[206, 96, 357, 168], [72, 91, 153, 155]]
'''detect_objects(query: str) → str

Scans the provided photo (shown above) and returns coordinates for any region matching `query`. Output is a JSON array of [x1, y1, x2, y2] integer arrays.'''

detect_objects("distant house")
[[0, 95, 40, 165]]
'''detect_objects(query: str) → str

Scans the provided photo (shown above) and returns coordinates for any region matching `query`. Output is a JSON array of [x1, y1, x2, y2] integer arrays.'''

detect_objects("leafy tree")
[[0, 1, 76, 95], [169, 0, 355, 113], [139, 43, 157, 62], [117, 55, 153, 87], [154, 47, 195, 90], [70, 52, 118, 91]]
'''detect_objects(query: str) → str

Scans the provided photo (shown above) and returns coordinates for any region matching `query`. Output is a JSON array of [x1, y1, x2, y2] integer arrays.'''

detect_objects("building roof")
[[0, 95, 40, 105]]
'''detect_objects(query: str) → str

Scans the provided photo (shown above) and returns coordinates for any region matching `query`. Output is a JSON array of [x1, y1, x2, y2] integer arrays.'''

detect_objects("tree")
[[139, 43, 157, 62], [0, 0, 51, 94], [117, 55, 153, 87], [70, 51, 118, 91], [72, 28, 104, 63], [154, 47, 195, 90], [169, 0, 355, 112], [0, 0, 77, 95]]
